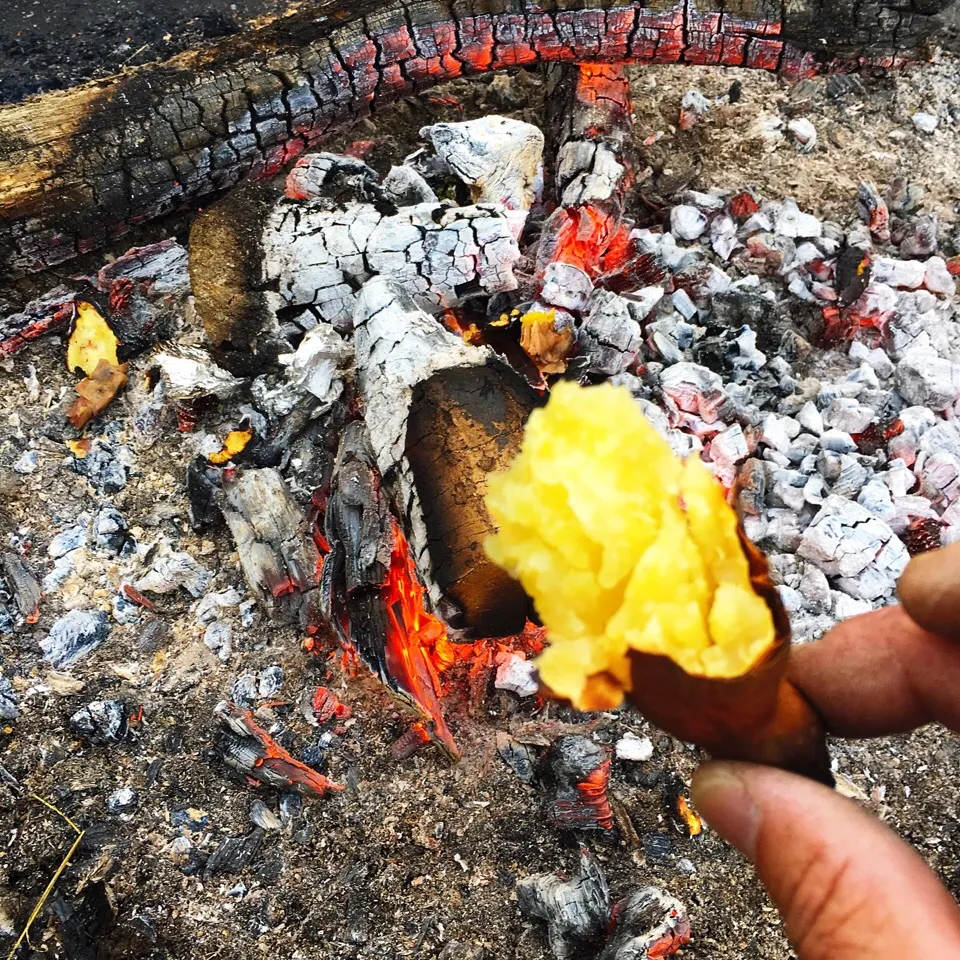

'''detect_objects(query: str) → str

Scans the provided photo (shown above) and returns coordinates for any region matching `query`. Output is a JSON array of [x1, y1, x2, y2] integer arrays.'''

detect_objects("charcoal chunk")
[[41, 610, 110, 668], [205, 828, 265, 876], [70, 700, 131, 744]]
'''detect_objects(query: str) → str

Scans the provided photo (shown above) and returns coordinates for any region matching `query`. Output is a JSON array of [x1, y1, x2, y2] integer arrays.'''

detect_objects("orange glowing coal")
[[382, 522, 461, 757]]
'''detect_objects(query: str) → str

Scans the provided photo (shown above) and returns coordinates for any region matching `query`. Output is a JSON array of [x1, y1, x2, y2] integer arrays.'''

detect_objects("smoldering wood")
[[321, 420, 459, 757], [214, 700, 343, 797], [218, 467, 322, 628], [540, 735, 614, 832], [0, 0, 950, 278], [0, 288, 75, 358], [596, 887, 691, 960], [354, 276, 540, 636]]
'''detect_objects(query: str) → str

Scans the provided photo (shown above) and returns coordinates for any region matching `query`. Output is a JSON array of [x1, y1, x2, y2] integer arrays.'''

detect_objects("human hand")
[[691, 541, 960, 959]]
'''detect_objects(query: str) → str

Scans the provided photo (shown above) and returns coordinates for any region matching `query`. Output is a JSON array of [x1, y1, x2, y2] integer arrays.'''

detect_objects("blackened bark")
[[0, 0, 950, 277]]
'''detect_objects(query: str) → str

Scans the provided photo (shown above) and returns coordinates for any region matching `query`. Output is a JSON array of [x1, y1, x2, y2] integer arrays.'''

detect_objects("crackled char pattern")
[[0, 0, 949, 276]]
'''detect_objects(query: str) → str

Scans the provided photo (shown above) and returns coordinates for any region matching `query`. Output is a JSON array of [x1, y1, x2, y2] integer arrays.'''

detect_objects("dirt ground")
[[2, 13, 960, 960]]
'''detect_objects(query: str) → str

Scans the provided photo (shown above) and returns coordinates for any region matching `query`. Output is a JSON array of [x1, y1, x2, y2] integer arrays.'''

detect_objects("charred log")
[[517, 847, 612, 960], [354, 276, 541, 636], [0, 0, 951, 277]]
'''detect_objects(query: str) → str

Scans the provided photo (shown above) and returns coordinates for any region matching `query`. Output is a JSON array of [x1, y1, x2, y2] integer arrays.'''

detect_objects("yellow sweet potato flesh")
[[484, 382, 775, 710]]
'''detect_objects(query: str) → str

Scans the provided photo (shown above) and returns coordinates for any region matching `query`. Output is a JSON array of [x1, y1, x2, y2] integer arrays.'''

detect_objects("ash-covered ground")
[[2, 52, 960, 960]]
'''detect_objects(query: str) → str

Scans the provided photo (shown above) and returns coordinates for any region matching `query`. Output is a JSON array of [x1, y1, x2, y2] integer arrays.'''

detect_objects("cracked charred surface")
[[0, 0, 951, 277], [197, 191, 519, 349]]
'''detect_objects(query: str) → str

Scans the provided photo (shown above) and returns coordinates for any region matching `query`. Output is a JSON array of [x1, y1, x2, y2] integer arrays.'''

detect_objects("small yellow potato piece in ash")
[[66, 301, 120, 377], [485, 381, 775, 711]]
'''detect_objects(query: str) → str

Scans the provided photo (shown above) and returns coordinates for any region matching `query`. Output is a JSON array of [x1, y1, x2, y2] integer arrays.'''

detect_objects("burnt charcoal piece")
[[70, 700, 131, 744], [710, 289, 780, 354], [70, 443, 129, 493], [219, 468, 321, 627], [496, 732, 537, 784], [93, 507, 133, 556], [41, 610, 111, 668], [186, 456, 223, 532], [0, 674, 17, 720], [49, 880, 116, 960], [1, 551, 40, 620], [597, 887, 691, 960], [517, 847, 611, 960], [214, 700, 342, 797], [106, 786, 138, 814], [541, 736, 614, 831], [205, 828, 266, 877]]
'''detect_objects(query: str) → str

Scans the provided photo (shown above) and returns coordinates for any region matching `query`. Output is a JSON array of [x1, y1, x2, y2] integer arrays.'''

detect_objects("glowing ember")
[[381, 523, 461, 758]]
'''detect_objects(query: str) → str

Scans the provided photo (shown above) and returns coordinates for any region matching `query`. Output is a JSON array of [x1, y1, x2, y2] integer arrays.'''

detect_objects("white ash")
[[671, 206, 708, 242], [13, 449, 38, 475], [787, 118, 818, 152], [494, 653, 539, 698], [577, 291, 643, 377], [422, 117, 544, 214], [671, 288, 697, 320], [615, 733, 654, 762], [679, 90, 711, 130], [203, 620, 233, 663], [284, 152, 377, 201], [870, 256, 925, 290], [251, 666, 285, 700], [0, 676, 18, 721], [353, 276, 492, 605], [107, 786, 139, 815], [925, 257, 957, 297], [281, 321, 352, 405], [194, 587, 243, 625], [380, 165, 438, 207], [896, 345, 960, 411], [798, 495, 908, 600], [918, 452, 960, 507], [135, 550, 212, 598], [154, 347, 244, 401], [540, 262, 594, 313], [849, 341, 895, 378], [912, 112, 939, 134], [556, 140, 626, 208], [262, 200, 521, 332], [40, 610, 111, 668]]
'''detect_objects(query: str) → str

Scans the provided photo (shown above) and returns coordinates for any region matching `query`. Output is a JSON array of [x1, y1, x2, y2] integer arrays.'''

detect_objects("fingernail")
[[691, 762, 761, 859]]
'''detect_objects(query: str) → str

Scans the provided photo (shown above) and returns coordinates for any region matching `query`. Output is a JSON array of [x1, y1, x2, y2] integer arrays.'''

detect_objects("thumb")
[[691, 761, 960, 960]]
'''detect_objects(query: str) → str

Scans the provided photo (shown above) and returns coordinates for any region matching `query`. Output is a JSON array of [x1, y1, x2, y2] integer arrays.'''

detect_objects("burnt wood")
[[0, 0, 951, 277], [405, 365, 542, 636]]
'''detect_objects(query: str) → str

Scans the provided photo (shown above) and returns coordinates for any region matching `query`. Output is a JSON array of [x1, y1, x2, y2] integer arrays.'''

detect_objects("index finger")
[[789, 604, 960, 738]]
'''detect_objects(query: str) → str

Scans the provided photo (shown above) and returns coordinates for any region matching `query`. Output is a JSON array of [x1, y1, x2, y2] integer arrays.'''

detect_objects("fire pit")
[[2, 2, 960, 958]]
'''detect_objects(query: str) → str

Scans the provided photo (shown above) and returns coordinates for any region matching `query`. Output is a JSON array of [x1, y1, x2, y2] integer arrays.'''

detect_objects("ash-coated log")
[[0, 0, 950, 277]]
